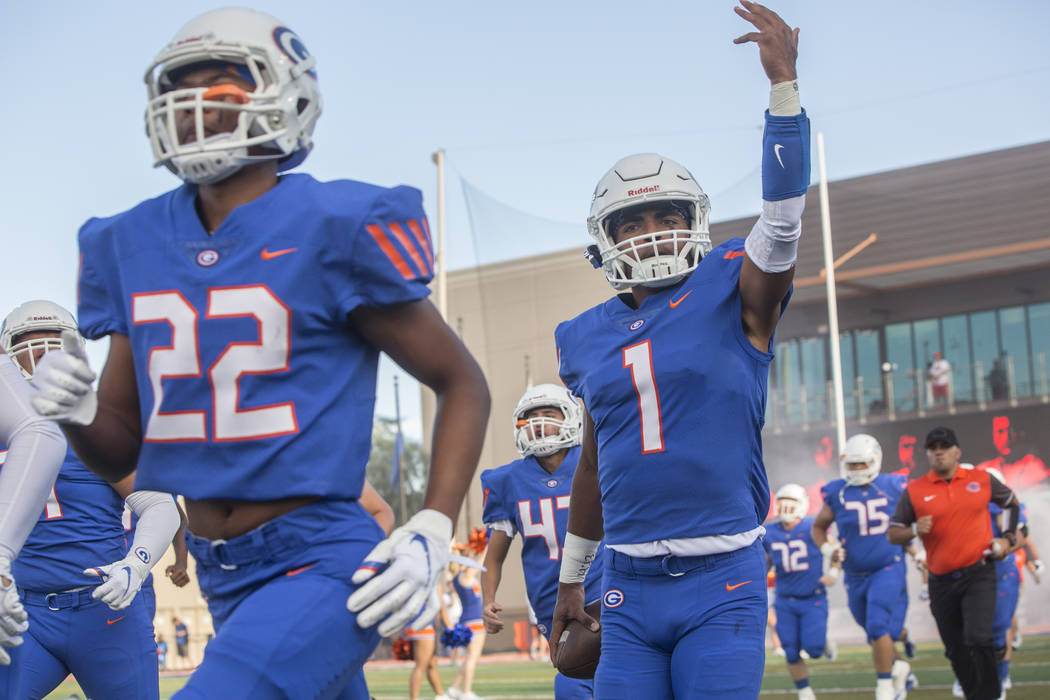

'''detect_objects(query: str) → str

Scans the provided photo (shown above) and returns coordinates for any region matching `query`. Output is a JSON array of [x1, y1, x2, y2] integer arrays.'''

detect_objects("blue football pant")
[[992, 564, 1020, 648], [555, 672, 593, 699], [845, 559, 908, 642], [595, 542, 767, 699], [774, 594, 829, 664], [173, 499, 385, 700], [0, 588, 158, 700]]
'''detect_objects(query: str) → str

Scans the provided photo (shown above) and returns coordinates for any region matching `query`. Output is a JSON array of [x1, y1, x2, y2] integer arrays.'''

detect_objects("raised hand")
[[733, 1, 799, 84]]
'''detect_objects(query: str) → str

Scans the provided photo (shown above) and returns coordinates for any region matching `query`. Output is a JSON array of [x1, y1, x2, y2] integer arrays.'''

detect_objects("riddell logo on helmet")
[[627, 185, 660, 197], [31, 316, 57, 321]]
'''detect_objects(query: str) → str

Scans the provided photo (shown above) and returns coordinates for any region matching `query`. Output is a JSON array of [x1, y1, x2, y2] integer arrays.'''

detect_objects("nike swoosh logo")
[[726, 580, 752, 591], [107, 616, 126, 625], [923, 495, 936, 502], [669, 290, 692, 308], [774, 144, 786, 169], [261, 247, 298, 260], [285, 562, 318, 577]]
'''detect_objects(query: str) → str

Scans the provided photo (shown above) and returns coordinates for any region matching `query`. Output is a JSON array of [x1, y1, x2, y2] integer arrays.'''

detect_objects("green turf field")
[[45, 636, 1050, 699]]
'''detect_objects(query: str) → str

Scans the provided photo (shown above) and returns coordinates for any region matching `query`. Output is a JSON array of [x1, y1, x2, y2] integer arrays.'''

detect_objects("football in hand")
[[555, 601, 602, 679]]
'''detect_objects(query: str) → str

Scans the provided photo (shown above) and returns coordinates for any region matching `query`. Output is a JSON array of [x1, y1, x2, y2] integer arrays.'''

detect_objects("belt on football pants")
[[19, 586, 95, 611], [187, 517, 306, 571], [608, 546, 750, 578]]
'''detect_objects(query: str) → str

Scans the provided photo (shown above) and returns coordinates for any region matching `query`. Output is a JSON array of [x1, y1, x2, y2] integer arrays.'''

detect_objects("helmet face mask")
[[513, 384, 582, 457], [840, 434, 883, 486], [588, 154, 712, 291], [145, 8, 322, 184], [774, 483, 808, 523], [1, 300, 82, 379]]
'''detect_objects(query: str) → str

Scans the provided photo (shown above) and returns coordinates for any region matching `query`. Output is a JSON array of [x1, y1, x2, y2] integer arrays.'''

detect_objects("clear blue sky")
[[2, 1, 1047, 441]]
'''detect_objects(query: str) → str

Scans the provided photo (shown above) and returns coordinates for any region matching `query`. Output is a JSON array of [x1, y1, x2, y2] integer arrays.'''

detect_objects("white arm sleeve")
[[124, 490, 180, 574], [744, 195, 806, 273], [0, 357, 67, 562]]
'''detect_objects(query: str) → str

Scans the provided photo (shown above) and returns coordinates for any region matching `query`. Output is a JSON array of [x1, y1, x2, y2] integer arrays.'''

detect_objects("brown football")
[[555, 601, 602, 679]]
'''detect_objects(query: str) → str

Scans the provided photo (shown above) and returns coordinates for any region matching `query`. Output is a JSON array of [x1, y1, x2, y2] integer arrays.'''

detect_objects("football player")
[[480, 384, 602, 700], [985, 469, 1026, 694], [0, 340, 67, 674], [0, 300, 181, 699], [764, 484, 840, 700], [812, 434, 916, 700], [550, 3, 809, 696], [28, 8, 489, 700]]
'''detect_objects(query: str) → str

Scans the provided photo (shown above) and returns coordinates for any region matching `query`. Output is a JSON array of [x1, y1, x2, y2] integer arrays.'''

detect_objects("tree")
[[366, 417, 427, 526]]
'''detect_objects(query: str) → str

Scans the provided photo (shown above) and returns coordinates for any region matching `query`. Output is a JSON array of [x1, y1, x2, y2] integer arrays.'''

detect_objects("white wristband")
[[769, 80, 801, 116], [911, 522, 919, 537], [559, 533, 601, 584]]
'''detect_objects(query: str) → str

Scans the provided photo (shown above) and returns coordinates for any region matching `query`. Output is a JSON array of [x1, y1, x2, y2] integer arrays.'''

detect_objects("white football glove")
[[0, 557, 28, 666], [30, 330, 97, 426], [1032, 559, 1045, 583], [919, 584, 930, 602], [84, 554, 148, 611], [346, 509, 452, 637], [911, 549, 927, 570]]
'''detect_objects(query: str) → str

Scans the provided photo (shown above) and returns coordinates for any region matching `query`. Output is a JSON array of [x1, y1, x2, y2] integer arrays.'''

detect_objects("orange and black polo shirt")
[[891, 467, 1017, 576]]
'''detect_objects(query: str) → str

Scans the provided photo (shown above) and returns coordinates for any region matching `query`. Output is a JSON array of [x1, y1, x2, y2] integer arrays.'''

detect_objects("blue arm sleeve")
[[762, 109, 811, 201]]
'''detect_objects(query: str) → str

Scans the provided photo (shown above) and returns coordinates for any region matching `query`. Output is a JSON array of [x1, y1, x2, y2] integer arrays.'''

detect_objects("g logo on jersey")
[[629, 319, 645, 331], [196, 249, 219, 266], [537, 622, 548, 636], [273, 27, 317, 78], [134, 547, 150, 565], [603, 589, 624, 608], [546, 479, 559, 488]]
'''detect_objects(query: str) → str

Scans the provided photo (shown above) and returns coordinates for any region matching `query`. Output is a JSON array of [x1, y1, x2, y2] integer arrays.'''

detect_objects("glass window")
[[913, 319, 941, 411], [885, 322, 915, 413], [800, 337, 827, 422], [775, 340, 801, 425], [942, 314, 972, 402], [1029, 302, 1050, 396], [854, 330, 883, 417], [999, 307, 1031, 397], [838, 334, 856, 418], [970, 311, 999, 402]]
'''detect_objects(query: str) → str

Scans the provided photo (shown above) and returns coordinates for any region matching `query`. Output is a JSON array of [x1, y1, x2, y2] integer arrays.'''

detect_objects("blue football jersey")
[[77, 174, 433, 500], [480, 446, 603, 634], [556, 239, 785, 545], [763, 516, 825, 598], [990, 502, 1027, 573], [822, 474, 907, 574], [0, 446, 125, 591]]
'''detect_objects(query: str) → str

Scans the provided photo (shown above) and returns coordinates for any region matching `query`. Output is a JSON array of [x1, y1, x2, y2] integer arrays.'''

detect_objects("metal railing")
[[768, 352, 1048, 432]]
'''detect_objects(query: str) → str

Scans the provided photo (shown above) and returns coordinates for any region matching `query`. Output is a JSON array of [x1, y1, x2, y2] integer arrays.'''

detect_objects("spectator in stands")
[[988, 358, 1008, 401], [928, 351, 951, 407]]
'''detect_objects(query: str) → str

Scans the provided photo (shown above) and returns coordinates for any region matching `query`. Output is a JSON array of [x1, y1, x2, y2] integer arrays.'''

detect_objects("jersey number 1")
[[623, 340, 665, 454]]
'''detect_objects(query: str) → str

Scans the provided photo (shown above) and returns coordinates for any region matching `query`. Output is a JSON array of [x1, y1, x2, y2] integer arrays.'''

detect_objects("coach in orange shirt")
[[888, 426, 1020, 700]]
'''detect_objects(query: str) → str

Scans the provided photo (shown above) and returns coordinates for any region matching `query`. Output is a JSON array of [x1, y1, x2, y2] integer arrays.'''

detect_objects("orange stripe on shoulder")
[[366, 224, 415, 279], [724, 250, 745, 260], [386, 222, 428, 277], [406, 219, 435, 271]]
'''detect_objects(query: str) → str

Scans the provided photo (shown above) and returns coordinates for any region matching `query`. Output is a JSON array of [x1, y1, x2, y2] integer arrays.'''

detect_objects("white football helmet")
[[1, 300, 83, 378], [513, 384, 582, 457], [587, 153, 712, 290], [775, 483, 809, 523], [840, 434, 883, 486], [145, 8, 322, 184]]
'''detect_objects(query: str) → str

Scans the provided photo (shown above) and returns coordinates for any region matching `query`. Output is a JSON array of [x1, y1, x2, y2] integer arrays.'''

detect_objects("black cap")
[[925, 426, 959, 448]]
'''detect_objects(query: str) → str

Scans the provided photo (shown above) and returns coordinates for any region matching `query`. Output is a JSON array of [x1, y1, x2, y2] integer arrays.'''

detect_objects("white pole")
[[431, 149, 448, 321], [817, 132, 847, 452]]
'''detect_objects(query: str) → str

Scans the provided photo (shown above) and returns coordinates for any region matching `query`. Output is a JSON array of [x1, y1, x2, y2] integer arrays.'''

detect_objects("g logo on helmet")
[[603, 589, 624, 608], [273, 27, 317, 78]]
